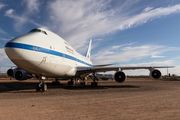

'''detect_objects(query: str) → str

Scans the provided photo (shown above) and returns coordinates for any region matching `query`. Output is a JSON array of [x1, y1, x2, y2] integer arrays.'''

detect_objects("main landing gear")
[[80, 81, 87, 86], [66, 73, 99, 87], [36, 77, 47, 92], [68, 78, 87, 86], [68, 78, 75, 85], [91, 82, 98, 86], [79, 77, 87, 86], [52, 78, 60, 85], [91, 73, 98, 86]]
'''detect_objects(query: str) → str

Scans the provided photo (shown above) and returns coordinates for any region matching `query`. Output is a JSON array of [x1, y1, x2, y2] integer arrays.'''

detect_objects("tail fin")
[[85, 39, 92, 59]]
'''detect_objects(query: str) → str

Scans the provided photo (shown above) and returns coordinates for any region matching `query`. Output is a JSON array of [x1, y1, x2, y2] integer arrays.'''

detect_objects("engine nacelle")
[[7, 68, 18, 77], [14, 70, 33, 80], [114, 71, 126, 83], [150, 69, 161, 79]]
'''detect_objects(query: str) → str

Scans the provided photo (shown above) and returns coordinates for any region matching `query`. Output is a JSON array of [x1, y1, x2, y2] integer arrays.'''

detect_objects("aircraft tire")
[[91, 82, 98, 86], [80, 82, 84, 85], [85, 82, 87, 85], [42, 84, 47, 92], [68, 81, 74, 85], [80, 82, 87, 86], [52, 81, 60, 85], [36, 85, 41, 91]]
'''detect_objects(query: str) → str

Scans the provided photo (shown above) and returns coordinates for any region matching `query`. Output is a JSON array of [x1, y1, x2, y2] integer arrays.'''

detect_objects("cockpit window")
[[29, 29, 47, 35]]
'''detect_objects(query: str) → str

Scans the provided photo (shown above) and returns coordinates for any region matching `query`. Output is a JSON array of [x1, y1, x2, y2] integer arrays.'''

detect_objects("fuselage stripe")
[[5, 42, 93, 67]]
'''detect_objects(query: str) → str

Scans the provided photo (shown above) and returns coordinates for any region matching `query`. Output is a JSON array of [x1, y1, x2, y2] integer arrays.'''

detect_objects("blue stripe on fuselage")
[[5, 42, 93, 67]]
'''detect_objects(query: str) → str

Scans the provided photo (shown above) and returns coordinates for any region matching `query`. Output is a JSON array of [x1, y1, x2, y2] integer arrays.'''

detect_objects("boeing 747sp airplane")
[[5, 28, 174, 91]]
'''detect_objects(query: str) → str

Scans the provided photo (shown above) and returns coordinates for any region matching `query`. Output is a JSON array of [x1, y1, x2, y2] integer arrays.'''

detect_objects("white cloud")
[[91, 44, 176, 64], [98, 60, 175, 76], [0, 3, 8, 34], [118, 4, 180, 30], [169, 65, 180, 76], [0, 3, 7, 10], [111, 42, 136, 50], [93, 39, 102, 41], [4, 0, 41, 31], [151, 55, 165, 58], [0, 67, 10, 73], [121, 60, 174, 67], [112, 44, 127, 49], [151, 51, 165, 58], [47, 1, 180, 52], [119, 60, 175, 76], [0, 48, 8, 61], [0, 49, 14, 72], [0, 28, 7, 34], [5, 9, 28, 31], [0, 37, 11, 41], [5, 9, 13, 14], [23, 0, 40, 13], [143, 7, 154, 12], [48, 0, 114, 49]]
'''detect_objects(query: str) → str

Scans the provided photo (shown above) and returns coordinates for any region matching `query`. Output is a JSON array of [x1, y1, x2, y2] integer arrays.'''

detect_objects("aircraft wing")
[[92, 63, 117, 67], [76, 66, 175, 75]]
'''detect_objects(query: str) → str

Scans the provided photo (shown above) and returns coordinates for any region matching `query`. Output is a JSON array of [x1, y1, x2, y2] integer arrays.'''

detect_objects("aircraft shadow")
[[61, 85, 139, 90], [0, 82, 139, 93]]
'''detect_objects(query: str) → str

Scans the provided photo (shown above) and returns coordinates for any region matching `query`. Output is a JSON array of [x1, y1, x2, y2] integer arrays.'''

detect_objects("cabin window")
[[29, 29, 47, 35]]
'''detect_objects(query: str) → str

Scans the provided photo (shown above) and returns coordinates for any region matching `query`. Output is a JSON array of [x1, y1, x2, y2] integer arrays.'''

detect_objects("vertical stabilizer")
[[85, 39, 92, 59]]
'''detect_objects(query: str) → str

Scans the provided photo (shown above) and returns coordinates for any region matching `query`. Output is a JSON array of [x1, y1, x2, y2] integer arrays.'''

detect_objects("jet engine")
[[150, 69, 161, 79], [14, 70, 33, 80], [114, 71, 126, 83], [7, 68, 18, 77]]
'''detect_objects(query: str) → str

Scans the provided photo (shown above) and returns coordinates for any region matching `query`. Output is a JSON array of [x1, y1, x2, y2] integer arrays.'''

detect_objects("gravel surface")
[[0, 78, 179, 120]]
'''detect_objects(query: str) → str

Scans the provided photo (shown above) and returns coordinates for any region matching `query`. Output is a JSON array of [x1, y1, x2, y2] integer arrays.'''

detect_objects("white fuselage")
[[5, 28, 92, 78]]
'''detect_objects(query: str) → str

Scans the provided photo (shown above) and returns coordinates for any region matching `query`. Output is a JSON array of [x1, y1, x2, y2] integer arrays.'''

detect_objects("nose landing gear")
[[36, 76, 47, 92]]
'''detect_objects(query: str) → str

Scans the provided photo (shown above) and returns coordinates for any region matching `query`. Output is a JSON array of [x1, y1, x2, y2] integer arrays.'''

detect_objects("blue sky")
[[0, 0, 180, 75]]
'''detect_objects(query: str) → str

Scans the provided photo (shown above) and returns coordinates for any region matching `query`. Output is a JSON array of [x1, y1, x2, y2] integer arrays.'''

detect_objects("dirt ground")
[[0, 78, 180, 120]]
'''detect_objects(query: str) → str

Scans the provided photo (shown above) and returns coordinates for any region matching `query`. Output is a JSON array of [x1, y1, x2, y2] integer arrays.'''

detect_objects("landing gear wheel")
[[36, 85, 41, 91], [80, 82, 87, 86], [68, 81, 74, 85], [36, 76, 47, 92], [91, 82, 98, 86], [42, 84, 47, 92], [52, 81, 60, 85]]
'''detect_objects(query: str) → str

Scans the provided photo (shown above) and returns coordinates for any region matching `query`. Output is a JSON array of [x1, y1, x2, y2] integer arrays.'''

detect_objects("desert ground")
[[0, 78, 179, 120]]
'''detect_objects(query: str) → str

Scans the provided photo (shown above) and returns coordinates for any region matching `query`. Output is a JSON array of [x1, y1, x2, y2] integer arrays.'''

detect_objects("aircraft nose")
[[5, 38, 24, 60]]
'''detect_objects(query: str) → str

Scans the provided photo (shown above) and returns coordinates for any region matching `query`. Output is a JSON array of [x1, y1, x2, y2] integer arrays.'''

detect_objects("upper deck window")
[[29, 29, 47, 35]]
